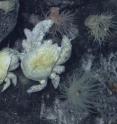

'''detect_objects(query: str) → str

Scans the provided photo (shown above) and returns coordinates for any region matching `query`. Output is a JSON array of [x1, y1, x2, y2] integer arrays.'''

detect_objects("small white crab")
[[20, 19, 72, 93], [0, 48, 19, 92]]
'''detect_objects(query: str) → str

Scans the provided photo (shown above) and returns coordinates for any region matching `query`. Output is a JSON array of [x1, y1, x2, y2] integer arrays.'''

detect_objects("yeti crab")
[[0, 48, 19, 92], [20, 19, 72, 93]]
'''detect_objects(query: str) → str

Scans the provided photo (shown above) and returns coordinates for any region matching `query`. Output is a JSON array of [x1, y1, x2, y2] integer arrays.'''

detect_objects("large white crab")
[[20, 19, 72, 93], [0, 48, 19, 92]]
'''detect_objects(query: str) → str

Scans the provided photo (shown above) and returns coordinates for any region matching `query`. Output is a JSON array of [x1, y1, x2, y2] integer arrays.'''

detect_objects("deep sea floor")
[[0, 0, 117, 124]]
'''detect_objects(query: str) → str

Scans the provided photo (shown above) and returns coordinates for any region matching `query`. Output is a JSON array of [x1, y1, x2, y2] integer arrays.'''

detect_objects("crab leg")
[[50, 73, 60, 89], [7, 72, 17, 86], [27, 80, 47, 93], [1, 78, 11, 92], [53, 65, 65, 74]]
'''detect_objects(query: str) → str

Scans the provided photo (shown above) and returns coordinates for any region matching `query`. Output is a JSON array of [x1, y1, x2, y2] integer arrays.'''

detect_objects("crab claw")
[[32, 19, 54, 43], [22, 19, 54, 52]]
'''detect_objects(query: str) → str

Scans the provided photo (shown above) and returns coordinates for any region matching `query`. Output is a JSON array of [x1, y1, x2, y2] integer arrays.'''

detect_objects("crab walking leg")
[[27, 80, 47, 93], [53, 65, 65, 74], [50, 73, 60, 89], [7, 72, 17, 86], [1, 78, 11, 92], [24, 29, 32, 42]]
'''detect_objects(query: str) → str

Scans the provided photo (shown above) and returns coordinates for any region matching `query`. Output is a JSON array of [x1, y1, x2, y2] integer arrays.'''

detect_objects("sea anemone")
[[60, 71, 100, 112], [85, 13, 117, 44], [46, 7, 78, 40]]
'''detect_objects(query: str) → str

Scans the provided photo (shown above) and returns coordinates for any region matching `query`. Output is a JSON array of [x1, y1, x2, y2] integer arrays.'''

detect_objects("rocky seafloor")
[[0, 0, 117, 124]]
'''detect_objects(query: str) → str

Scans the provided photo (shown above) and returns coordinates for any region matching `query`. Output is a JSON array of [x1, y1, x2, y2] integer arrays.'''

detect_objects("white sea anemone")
[[85, 13, 117, 43], [60, 71, 100, 112], [47, 7, 78, 40]]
